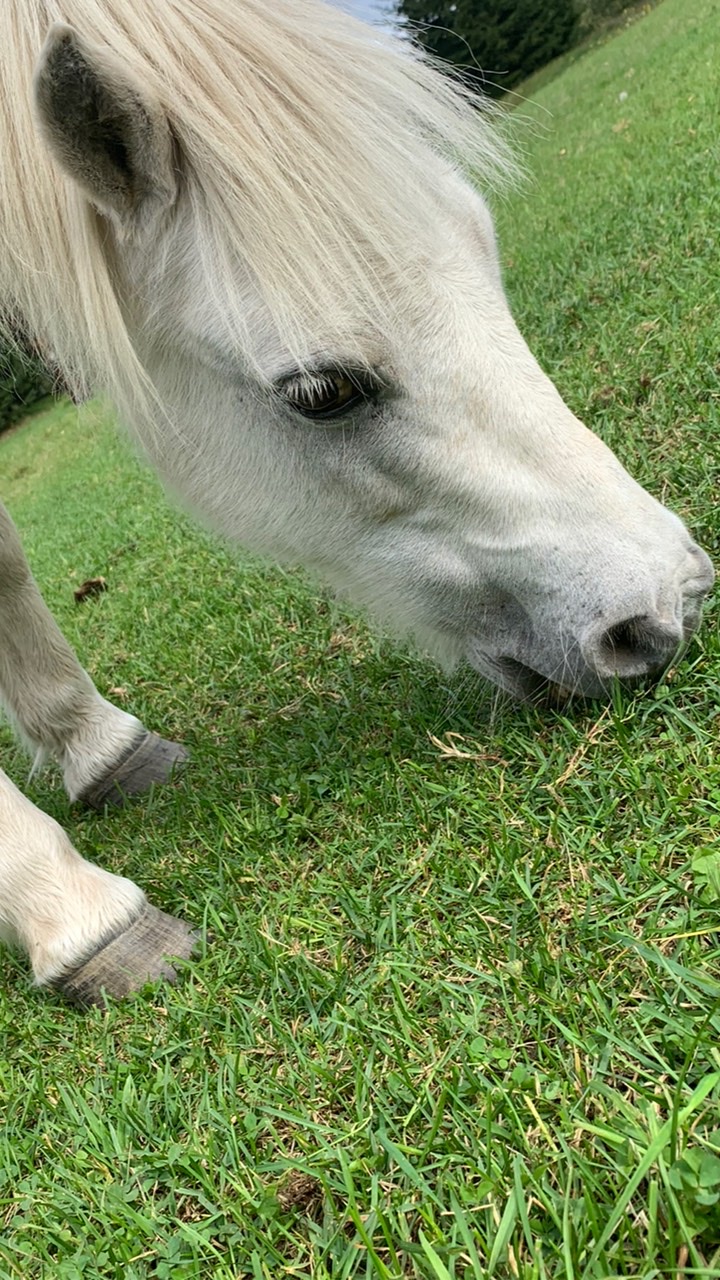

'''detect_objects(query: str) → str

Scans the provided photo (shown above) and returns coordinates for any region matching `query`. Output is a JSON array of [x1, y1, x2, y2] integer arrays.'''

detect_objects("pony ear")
[[33, 24, 176, 234]]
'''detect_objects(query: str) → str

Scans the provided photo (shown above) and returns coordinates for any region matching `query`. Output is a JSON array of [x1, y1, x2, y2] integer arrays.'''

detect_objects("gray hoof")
[[79, 730, 189, 809], [52, 903, 197, 1005]]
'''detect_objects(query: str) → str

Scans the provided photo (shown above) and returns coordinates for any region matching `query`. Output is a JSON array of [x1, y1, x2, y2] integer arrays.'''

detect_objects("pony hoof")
[[52, 904, 198, 1005], [79, 730, 189, 809]]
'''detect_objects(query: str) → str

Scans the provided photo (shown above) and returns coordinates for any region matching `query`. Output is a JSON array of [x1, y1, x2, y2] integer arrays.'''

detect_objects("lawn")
[[1, 0, 719, 1275]]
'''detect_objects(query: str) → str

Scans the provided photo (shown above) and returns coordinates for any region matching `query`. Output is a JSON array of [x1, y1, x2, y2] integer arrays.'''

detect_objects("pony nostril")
[[584, 613, 683, 680]]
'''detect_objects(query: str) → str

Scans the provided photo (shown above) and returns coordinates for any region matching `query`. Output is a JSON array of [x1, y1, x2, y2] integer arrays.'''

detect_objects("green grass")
[[1, 0, 720, 1274]]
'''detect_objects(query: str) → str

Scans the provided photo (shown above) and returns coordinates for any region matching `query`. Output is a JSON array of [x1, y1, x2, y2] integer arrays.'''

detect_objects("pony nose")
[[582, 613, 683, 681], [686, 544, 715, 594]]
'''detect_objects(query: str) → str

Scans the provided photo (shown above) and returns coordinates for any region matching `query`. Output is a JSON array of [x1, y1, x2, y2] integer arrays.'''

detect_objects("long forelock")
[[0, 0, 517, 420]]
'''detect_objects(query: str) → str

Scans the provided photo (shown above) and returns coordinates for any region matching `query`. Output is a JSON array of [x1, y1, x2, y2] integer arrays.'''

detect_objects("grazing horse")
[[0, 0, 713, 1002]]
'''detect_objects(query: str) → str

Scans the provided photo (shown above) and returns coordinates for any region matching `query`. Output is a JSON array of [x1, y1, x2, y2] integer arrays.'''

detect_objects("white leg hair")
[[0, 765, 145, 984], [0, 766, 195, 999], [0, 500, 144, 799], [0, 501, 187, 805]]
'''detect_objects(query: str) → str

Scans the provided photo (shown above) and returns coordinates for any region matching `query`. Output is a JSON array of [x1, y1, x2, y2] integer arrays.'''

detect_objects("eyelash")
[[278, 368, 379, 420]]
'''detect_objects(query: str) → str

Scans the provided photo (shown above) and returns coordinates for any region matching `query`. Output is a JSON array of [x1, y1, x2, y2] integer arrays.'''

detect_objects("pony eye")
[[281, 370, 368, 420]]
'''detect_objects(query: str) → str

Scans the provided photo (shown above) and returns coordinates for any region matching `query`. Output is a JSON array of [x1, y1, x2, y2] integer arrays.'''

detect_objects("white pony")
[[0, 0, 713, 1002]]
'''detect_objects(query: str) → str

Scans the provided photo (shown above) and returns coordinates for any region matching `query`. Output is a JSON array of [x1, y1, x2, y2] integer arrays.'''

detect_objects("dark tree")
[[0, 336, 54, 433], [396, 0, 579, 97]]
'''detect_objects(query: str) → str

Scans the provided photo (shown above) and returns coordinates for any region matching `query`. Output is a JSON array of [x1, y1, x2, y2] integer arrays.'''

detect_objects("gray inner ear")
[[34, 27, 176, 229]]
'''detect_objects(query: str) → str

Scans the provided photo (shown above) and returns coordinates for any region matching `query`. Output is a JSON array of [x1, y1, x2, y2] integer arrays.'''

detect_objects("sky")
[[336, 0, 396, 27]]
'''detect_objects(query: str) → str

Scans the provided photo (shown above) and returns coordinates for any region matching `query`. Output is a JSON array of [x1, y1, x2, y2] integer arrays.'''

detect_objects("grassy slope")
[[1, 0, 720, 1274]]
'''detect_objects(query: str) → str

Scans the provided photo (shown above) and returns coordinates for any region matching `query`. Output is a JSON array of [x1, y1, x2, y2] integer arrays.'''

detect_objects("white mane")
[[0, 0, 515, 412]]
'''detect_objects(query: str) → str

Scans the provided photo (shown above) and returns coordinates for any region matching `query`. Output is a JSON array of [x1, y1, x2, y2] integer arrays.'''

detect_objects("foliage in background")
[[395, 0, 657, 96], [0, 342, 53, 434], [575, 0, 646, 32]]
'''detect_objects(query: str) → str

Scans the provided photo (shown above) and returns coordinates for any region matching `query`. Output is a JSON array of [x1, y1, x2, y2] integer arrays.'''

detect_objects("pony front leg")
[[0, 500, 186, 806], [0, 767, 194, 1001]]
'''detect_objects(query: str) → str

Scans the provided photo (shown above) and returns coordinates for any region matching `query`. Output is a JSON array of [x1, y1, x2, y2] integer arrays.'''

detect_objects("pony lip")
[[465, 649, 571, 702], [491, 656, 572, 703], [469, 651, 614, 703]]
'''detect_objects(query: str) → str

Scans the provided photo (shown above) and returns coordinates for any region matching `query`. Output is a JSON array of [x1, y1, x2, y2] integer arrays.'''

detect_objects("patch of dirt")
[[73, 576, 108, 603], [277, 1171, 322, 1214]]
